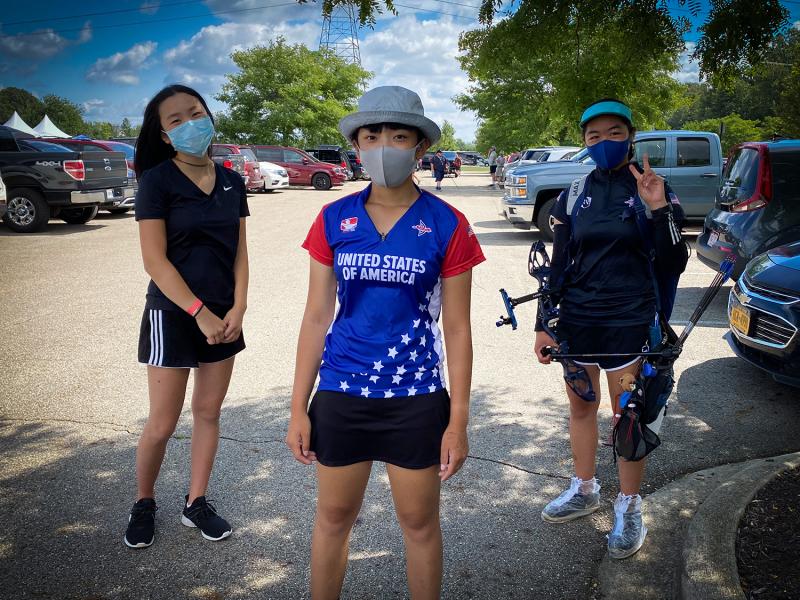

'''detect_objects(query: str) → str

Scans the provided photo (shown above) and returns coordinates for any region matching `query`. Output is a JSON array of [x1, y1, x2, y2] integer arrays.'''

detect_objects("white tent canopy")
[[3, 111, 38, 135], [32, 115, 69, 138]]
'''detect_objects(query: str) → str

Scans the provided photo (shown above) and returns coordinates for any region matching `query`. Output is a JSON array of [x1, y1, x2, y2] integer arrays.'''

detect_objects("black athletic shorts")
[[137, 305, 245, 368], [556, 321, 649, 371], [308, 388, 450, 469], [489, 165, 497, 174]]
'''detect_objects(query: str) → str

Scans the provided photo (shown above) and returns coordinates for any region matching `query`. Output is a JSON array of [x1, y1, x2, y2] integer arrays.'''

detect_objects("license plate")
[[106, 189, 115, 199], [707, 232, 719, 247], [730, 304, 751, 335]]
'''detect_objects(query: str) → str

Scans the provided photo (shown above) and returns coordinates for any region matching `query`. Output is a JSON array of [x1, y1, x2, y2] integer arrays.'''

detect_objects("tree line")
[[0, 87, 139, 139]]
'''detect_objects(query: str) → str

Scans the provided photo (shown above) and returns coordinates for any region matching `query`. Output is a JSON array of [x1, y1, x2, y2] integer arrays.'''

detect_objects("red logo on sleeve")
[[340, 217, 359, 232], [412, 220, 432, 236]]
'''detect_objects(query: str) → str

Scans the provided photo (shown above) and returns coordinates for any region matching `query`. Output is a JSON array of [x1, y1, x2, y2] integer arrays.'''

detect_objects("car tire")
[[60, 205, 100, 225], [264, 189, 275, 193], [536, 196, 557, 242], [3, 188, 50, 233], [108, 207, 130, 215], [312, 173, 332, 191]]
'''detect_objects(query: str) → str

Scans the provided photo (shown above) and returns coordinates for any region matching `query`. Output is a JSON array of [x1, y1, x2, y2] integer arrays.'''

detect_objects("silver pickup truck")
[[501, 130, 723, 240]]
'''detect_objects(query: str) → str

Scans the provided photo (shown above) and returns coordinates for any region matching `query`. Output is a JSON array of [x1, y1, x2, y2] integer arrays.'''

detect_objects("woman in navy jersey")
[[124, 85, 249, 549], [286, 86, 485, 599], [534, 99, 688, 559]]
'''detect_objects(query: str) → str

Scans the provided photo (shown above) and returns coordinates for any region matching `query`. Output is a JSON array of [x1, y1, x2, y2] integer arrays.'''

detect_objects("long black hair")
[[134, 84, 214, 177]]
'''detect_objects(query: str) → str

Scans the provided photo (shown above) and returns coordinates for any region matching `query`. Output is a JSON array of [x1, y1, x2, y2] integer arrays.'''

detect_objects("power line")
[[394, 2, 478, 21], [1, 0, 205, 27], [0, 1, 299, 39]]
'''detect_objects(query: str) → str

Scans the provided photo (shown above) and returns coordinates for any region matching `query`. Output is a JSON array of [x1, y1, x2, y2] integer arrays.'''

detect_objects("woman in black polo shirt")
[[123, 85, 249, 548]]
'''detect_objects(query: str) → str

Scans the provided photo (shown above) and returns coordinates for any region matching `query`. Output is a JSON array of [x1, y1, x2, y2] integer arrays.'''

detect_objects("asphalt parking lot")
[[2, 170, 799, 599]]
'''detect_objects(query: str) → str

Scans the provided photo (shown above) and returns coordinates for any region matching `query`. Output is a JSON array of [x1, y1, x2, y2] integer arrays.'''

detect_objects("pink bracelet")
[[187, 299, 204, 317]]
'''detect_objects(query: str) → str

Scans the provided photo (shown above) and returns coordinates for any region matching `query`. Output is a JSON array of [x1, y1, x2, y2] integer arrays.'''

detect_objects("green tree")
[[120, 118, 132, 136], [457, 2, 684, 151], [0, 87, 44, 125], [42, 95, 84, 136], [432, 120, 457, 151], [215, 38, 372, 145], [83, 121, 116, 139], [682, 113, 764, 154]]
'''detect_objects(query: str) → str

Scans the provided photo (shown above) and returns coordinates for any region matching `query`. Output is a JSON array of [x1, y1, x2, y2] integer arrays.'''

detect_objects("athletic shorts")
[[556, 322, 650, 371], [489, 165, 497, 174], [138, 306, 245, 368], [308, 388, 450, 469]]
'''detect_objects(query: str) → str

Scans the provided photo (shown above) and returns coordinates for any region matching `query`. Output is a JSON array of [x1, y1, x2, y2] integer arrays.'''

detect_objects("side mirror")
[[302, 158, 309, 165]]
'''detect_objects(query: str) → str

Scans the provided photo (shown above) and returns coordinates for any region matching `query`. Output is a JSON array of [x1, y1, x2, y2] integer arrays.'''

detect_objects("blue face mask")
[[164, 116, 214, 157], [586, 138, 630, 170]]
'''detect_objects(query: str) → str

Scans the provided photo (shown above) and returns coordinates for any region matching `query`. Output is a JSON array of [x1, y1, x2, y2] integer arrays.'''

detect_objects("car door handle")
[[700, 173, 717, 178]]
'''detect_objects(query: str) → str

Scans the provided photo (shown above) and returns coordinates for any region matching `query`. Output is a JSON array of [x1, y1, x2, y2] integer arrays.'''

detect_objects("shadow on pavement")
[[0, 383, 609, 600]]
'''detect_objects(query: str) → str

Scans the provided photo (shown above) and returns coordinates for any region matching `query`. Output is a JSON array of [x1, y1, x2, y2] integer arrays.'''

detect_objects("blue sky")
[[2, 0, 799, 141]]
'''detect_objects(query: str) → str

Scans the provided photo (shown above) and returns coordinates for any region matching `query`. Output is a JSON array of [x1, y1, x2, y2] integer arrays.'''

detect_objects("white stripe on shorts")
[[156, 309, 164, 366], [148, 309, 156, 365]]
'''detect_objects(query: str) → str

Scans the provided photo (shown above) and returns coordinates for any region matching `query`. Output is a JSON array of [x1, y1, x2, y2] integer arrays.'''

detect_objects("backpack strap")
[[632, 195, 662, 315]]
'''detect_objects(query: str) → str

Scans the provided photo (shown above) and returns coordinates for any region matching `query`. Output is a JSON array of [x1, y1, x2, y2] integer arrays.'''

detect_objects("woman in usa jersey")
[[286, 86, 485, 599]]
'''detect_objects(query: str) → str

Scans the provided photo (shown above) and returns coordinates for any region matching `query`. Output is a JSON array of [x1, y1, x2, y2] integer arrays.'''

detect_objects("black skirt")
[[308, 389, 451, 469]]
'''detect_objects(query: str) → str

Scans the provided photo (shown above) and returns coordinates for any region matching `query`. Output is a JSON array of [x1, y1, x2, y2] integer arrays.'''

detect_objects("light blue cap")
[[579, 100, 633, 128]]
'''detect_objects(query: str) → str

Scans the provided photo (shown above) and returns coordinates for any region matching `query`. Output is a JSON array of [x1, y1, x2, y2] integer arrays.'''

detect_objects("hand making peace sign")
[[629, 154, 668, 210]]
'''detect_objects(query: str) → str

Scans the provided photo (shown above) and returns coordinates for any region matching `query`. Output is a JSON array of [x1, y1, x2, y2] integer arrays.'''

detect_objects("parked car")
[[0, 126, 131, 233], [346, 150, 367, 180], [697, 140, 800, 278], [109, 136, 138, 147], [504, 146, 582, 179], [255, 159, 290, 192], [503, 131, 723, 241], [442, 151, 460, 176], [245, 146, 347, 190], [47, 138, 137, 214], [212, 144, 263, 192], [306, 145, 354, 180], [418, 152, 434, 171], [726, 242, 800, 387], [0, 172, 6, 221], [209, 149, 247, 184]]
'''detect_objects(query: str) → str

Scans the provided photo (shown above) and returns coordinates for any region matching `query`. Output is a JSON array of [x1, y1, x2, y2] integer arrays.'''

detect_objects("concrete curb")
[[598, 451, 800, 600], [681, 451, 800, 600]]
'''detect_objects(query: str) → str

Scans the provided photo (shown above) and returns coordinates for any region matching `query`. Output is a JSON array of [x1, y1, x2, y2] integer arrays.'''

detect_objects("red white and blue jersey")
[[302, 184, 485, 399]]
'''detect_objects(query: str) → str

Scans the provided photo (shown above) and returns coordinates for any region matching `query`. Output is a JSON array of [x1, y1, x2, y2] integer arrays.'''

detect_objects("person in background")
[[431, 149, 447, 191], [487, 146, 498, 187]]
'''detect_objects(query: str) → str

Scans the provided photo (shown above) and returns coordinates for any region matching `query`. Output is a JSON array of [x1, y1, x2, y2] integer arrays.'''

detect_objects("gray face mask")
[[358, 143, 421, 188]]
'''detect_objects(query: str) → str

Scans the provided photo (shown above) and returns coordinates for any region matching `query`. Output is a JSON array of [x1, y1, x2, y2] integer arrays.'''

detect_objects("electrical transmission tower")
[[319, 2, 362, 66]]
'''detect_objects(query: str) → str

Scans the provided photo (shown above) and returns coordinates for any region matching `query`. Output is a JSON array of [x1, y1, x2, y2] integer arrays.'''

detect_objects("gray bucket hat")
[[338, 86, 441, 145]]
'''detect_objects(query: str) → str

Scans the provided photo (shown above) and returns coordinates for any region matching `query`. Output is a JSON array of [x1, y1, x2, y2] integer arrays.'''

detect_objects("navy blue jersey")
[[135, 160, 249, 310], [551, 166, 683, 327], [303, 185, 484, 398]]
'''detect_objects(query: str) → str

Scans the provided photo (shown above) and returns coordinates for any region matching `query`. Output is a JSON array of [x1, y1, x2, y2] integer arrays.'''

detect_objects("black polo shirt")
[[135, 160, 249, 310], [551, 165, 683, 327]]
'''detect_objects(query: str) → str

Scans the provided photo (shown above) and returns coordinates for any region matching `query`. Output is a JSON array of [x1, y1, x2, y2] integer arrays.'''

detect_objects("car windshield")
[[522, 150, 545, 161], [442, 151, 457, 160], [20, 139, 72, 152], [569, 148, 595, 164], [720, 147, 761, 203], [239, 148, 257, 162], [298, 149, 319, 162], [104, 142, 135, 159]]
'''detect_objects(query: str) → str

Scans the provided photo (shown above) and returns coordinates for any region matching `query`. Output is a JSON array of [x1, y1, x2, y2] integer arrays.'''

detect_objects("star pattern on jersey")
[[387, 346, 398, 358], [401, 333, 411, 345], [418, 303, 426, 312], [429, 385, 437, 393], [396, 365, 407, 375], [373, 360, 383, 372], [340, 380, 349, 392], [392, 374, 402, 384], [419, 335, 427, 346], [410, 350, 418, 361], [412, 318, 421, 328], [369, 375, 379, 383], [408, 386, 417, 396], [361, 386, 370, 397], [384, 390, 395, 398], [426, 291, 433, 300]]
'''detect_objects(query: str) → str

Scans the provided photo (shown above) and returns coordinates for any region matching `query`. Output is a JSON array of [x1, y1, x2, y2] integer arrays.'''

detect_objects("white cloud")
[[673, 41, 700, 83], [360, 15, 479, 141], [86, 41, 158, 85], [81, 98, 108, 117], [0, 21, 92, 60], [140, 1, 160, 15], [162, 21, 317, 98]]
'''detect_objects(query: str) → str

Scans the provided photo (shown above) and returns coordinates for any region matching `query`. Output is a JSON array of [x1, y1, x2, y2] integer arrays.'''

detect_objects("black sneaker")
[[124, 498, 157, 548], [181, 495, 232, 541]]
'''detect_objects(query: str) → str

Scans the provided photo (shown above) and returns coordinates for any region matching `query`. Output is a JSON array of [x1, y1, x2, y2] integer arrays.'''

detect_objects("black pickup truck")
[[0, 126, 132, 233]]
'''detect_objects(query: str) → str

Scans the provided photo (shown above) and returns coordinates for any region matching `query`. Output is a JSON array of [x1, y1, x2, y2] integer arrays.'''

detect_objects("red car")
[[46, 137, 137, 214], [211, 144, 264, 192], [245, 145, 347, 190]]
